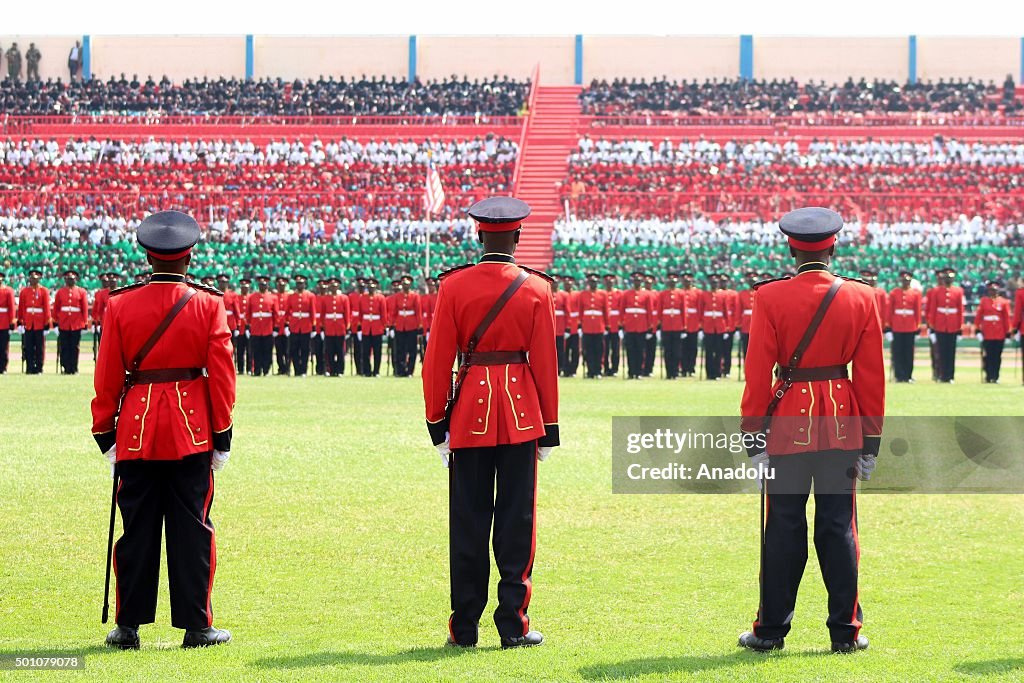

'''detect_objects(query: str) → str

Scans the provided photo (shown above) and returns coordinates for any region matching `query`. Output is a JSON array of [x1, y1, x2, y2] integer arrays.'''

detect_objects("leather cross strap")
[[777, 365, 848, 382], [765, 277, 844, 420]]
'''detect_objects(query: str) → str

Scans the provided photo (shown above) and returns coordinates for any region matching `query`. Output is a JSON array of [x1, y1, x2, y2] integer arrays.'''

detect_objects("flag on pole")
[[424, 160, 446, 215]]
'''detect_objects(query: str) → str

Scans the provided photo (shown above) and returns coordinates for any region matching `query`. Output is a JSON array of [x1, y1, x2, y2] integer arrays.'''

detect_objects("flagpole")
[[425, 208, 431, 281]]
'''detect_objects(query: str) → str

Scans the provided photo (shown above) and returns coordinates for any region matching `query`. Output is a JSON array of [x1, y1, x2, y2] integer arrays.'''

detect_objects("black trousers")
[[350, 334, 363, 375], [555, 335, 566, 374], [891, 332, 916, 381], [289, 332, 311, 376], [682, 331, 698, 375], [0, 329, 8, 373], [23, 329, 44, 374], [935, 332, 958, 381], [704, 334, 724, 380], [361, 334, 383, 376], [395, 330, 420, 377], [643, 334, 656, 375], [325, 335, 346, 375], [603, 331, 620, 375], [624, 332, 645, 378], [582, 333, 603, 378], [663, 331, 682, 378], [449, 440, 537, 643], [982, 339, 1005, 382], [234, 333, 249, 374], [755, 450, 862, 643], [722, 331, 736, 376], [564, 334, 580, 376], [57, 328, 82, 373], [251, 335, 273, 376], [275, 334, 290, 375], [312, 334, 326, 375], [114, 452, 216, 630], [739, 332, 750, 377]]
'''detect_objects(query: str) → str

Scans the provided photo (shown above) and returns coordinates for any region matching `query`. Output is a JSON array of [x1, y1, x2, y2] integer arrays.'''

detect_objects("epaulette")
[[519, 265, 554, 283], [839, 275, 871, 286], [752, 276, 791, 291], [438, 263, 473, 280], [186, 280, 224, 297], [109, 281, 146, 297]]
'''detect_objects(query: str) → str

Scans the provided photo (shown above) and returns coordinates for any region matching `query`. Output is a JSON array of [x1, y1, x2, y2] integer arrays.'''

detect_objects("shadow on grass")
[[253, 646, 482, 670], [954, 657, 1024, 676], [578, 649, 831, 680]]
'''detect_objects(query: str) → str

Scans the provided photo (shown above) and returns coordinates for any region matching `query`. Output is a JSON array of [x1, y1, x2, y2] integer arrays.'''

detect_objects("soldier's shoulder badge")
[[752, 276, 791, 291], [109, 281, 146, 298], [438, 263, 473, 280], [187, 280, 224, 297], [519, 265, 554, 283], [839, 275, 870, 286]]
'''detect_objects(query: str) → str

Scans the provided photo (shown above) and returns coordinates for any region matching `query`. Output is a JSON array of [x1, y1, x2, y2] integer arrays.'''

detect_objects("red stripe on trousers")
[[850, 487, 862, 639], [203, 468, 216, 628], [517, 448, 539, 636], [113, 477, 124, 623], [752, 485, 769, 632]]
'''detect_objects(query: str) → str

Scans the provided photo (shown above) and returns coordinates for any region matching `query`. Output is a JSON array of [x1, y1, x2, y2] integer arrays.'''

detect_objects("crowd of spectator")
[[580, 76, 1022, 116], [0, 74, 529, 116]]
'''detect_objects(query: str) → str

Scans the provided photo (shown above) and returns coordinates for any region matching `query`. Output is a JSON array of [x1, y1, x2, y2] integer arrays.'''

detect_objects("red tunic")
[[390, 291, 422, 332], [578, 289, 609, 334], [553, 290, 570, 334], [222, 290, 243, 332], [620, 289, 654, 333], [92, 288, 111, 326], [18, 286, 51, 330], [657, 289, 686, 332], [91, 276, 236, 461], [0, 285, 17, 329], [700, 290, 730, 334], [422, 259, 558, 450], [359, 293, 389, 335], [873, 287, 891, 330], [420, 292, 438, 332], [246, 291, 280, 336], [348, 291, 363, 332], [54, 286, 90, 330], [738, 289, 755, 334], [925, 285, 965, 334], [284, 291, 318, 334], [682, 288, 703, 333], [566, 290, 581, 333], [888, 287, 922, 333], [741, 271, 885, 456], [974, 296, 1011, 340], [604, 288, 622, 331], [1013, 289, 1024, 333], [319, 294, 351, 336]]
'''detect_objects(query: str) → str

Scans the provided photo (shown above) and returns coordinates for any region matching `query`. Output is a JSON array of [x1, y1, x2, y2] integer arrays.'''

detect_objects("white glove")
[[105, 446, 117, 479], [16, 325, 25, 335], [856, 453, 876, 481], [436, 431, 451, 468], [388, 329, 395, 339], [245, 329, 251, 338], [618, 329, 624, 340], [212, 450, 230, 471], [232, 329, 239, 338], [357, 331, 363, 342], [578, 328, 583, 338], [928, 332, 937, 343], [698, 331, 705, 342], [734, 330, 741, 341], [91, 324, 97, 334], [722, 333, 729, 340], [272, 330, 278, 338], [538, 446, 553, 462], [884, 331, 893, 342], [425, 332, 429, 342], [320, 331, 326, 340], [1016, 331, 1021, 343], [749, 451, 770, 492], [645, 332, 653, 340], [976, 332, 983, 342], [563, 331, 570, 340], [284, 328, 291, 337], [682, 332, 688, 339], [655, 330, 662, 342]]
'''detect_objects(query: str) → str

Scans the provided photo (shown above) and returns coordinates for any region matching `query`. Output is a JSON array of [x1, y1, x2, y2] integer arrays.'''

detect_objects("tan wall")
[[253, 36, 408, 80], [917, 37, 1019, 83], [0, 36, 82, 81], [755, 37, 908, 82], [584, 36, 739, 82], [417, 36, 572, 85], [90, 35, 245, 81]]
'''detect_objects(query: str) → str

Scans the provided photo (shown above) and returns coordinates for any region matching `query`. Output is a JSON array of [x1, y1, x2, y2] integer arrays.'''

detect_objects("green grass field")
[[1, 354, 1022, 682]]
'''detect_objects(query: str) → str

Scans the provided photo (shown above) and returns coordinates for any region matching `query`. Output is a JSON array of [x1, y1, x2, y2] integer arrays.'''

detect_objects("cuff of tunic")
[[862, 435, 881, 457], [213, 426, 232, 452], [93, 431, 116, 454], [426, 418, 449, 446], [539, 423, 560, 448]]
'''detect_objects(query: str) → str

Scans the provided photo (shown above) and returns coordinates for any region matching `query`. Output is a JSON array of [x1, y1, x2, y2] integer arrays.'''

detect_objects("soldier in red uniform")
[[91, 211, 235, 650], [700, 275, 730, 380], [420, 277, 439, 352], [422, 196, 558, 650], [860, 269, 890, 336], [602, 273, 622, 376], [390, 275, 422, 377], [888, 271, 923, 382], [53, 269, 90, 374], [737, 271, 757, 365], [657, 272, 686, 379], [246, 275, 279, 376], [552, 277, 570, 375], [236, 277, 252, 375], [0, 272, 15, 373], [738, 207, 884, 655], [925, 267, 964, 382], [92, 272, 117, 361], [974, 280, 1012, 383], [17, 269, 51, 374], [621, 271, 655, 380], [563, 276, 581, 377], [216, 274, 243, 376], [680, 272, 703, 377], [283, 274, 318, 377], [319, 277, 351, 376], [642, 274, 658, 376], [578, 273, 608, 378], [1013, 281, 1024, 348], [273, 276, 290, 375], [359, 278, 389, 376], [719, 273, 741, 377], [348, 277, 366, 375]]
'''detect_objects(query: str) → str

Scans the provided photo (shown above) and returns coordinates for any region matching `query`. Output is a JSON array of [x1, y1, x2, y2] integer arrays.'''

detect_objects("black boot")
[[105, 625, 140, 650], [738, 631, 784, 652], [832, 634, 869, 653], [445, 636, 476, 649], [182, 626, 232, 649], [501, 631, 544, 649]]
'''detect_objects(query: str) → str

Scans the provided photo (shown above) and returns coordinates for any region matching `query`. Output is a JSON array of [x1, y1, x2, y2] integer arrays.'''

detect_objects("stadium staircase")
[[512, 85, 582, 269]]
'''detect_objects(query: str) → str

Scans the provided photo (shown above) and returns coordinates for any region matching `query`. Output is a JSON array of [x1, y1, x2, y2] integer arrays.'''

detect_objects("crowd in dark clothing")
[[580, 76, 1022, 116], [0, 74, 530, 116]]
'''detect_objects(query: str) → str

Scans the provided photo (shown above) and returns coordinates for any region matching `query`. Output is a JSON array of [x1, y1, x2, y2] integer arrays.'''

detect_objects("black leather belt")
[[460, 351, 528, 366], [128, 368, 204, 385], [776, 365, 848, 382]]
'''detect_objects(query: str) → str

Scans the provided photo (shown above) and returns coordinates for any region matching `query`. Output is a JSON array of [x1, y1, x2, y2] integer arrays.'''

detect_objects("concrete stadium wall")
[[90, 36, 246, 81], [754, 37, 908, 82], [252, 36, 408, 80], [917, 37, 1019, 82], [417, 36, 573, 85], [0, 36, 82, 81], [583, 36, 739, 82]]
